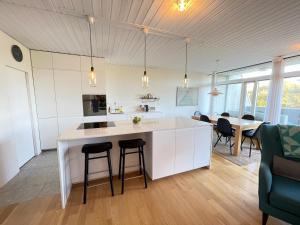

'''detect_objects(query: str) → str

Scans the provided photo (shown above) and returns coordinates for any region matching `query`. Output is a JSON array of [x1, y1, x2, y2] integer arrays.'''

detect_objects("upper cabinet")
[[33, 68, 57, 118], [31, 51, 53, 69], [52, 53, 81, 71], [81, 56, 106, 94], [54, 70, 83, 117]]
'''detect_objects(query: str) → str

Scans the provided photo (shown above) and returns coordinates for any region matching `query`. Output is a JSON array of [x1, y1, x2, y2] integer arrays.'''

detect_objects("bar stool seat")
[[118, 138, 145, 149], [81, 142, 114, 204], [118, 138, 147, 194]]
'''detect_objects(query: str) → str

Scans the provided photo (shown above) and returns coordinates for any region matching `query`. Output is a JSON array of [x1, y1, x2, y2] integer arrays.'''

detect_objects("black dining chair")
[[241, 122, 270, 157], [214, 118, 235, 154], [221, 112, 230, 117], [242, 114, 255, 120], [199, 115, 210, 122]]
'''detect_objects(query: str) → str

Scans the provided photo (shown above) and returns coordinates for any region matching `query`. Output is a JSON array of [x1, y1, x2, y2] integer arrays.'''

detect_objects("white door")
[[6, 67, 35, 167]]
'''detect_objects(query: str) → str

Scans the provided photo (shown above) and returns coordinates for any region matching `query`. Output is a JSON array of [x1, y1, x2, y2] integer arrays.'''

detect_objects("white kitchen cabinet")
[[152, 130, 175, 179], [54, 70, 83, 117], [38, 118, 58, 149], [33, 68, 57, 118], [194, 126, 212, 169], [174, 128, 195, 174], [52, 53, 81, 71], [31, 51, 53, 69]]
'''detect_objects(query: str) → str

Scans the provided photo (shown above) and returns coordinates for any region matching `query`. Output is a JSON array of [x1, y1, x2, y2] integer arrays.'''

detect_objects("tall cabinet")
[[31, 51, 106, 150]]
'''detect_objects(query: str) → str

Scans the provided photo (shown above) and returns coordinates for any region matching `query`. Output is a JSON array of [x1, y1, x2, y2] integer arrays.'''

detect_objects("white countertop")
[[58, 117, 211, 141]]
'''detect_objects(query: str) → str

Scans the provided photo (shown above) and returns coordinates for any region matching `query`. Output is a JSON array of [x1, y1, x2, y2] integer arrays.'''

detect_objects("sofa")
[[259, 125, 300, 225]]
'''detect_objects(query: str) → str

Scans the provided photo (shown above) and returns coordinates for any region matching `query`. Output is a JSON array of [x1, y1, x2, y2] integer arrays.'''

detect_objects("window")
[[284, 56, 300, 73], [213, 85, 226, 115], [255, 80, 270, 121], [216, 63, 272, 83], [225, 83, 242, 117], [280, 77, 300, 125], [244, 82, 255, 115]]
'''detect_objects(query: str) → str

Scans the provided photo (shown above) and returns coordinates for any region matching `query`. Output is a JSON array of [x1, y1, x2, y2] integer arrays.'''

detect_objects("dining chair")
[[214, 118, 235, 154], [241, 122, 270, 157], [199, 115, 210, 122], [221, 112, 230, 117], [242, 114, 255, 120]]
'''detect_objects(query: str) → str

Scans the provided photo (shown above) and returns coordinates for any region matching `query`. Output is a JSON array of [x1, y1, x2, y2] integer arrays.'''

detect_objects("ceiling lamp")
[[142, 27, 149, 88], [208, 60, 223, 96], [87, 16, 96, 87], [178, 0, 188, 12], [183, 38, 190, 88]]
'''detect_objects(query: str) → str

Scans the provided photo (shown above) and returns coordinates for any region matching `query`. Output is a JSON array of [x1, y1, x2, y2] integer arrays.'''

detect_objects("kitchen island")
[[57, 117, 212, 208]]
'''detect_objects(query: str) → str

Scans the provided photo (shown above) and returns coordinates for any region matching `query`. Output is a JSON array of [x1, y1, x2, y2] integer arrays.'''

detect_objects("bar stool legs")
[[83, 153, 88, 204], [107, 150, 114, 196], [121, 148, 126, 194], [82, 145, 114, 204], [120, 145, 147, 194], [140, 146, 147, 188]]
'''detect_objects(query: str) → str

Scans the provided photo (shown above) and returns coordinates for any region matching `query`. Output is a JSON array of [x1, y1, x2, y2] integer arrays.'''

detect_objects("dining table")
[[192, 115, 263, 156]]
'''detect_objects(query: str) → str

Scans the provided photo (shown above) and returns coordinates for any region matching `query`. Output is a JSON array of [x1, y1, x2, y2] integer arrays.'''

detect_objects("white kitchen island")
[[57, 117, 212, 208]]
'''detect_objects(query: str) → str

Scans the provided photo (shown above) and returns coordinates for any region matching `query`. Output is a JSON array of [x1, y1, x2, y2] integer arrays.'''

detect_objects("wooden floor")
[[0, 154, 288, 225]]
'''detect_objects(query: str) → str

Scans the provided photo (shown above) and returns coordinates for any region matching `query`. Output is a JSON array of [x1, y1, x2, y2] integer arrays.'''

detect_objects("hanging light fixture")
[[183, 38, 190, 88], [87, 16, 96, 87], [177, 0, 189, 12], [142, 27, 149, 88], [208, 59, 223, 96]]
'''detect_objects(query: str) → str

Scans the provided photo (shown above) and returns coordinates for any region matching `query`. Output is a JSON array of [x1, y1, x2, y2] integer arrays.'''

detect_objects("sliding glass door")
[[255, 80, 270, 121], [280, 77, 300, 125], [243, 82, 255, 115]]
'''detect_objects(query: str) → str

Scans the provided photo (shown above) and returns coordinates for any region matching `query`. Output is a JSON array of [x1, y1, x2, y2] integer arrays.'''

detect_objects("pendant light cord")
[[185, 42, 188, 75], [144, 32, 147, 73], [89, 21, 93, 67]]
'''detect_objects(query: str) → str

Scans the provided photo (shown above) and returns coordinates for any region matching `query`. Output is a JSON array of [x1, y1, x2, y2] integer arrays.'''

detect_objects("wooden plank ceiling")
[[0, 0, 300, 73]]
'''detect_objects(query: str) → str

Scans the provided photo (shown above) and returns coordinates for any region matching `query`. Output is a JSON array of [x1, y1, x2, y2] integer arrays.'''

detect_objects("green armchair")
[[259, 125, 300, 225]]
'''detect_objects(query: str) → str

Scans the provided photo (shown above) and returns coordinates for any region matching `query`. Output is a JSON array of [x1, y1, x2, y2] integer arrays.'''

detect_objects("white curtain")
[[264, 57, 284, 124]]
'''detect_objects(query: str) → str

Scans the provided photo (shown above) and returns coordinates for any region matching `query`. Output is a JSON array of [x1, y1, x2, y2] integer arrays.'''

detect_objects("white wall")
[[31, 50, 210, 150], [0, 31, 40, 187]]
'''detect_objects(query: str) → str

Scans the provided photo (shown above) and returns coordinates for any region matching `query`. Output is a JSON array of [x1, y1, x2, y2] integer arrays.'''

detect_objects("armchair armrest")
[[259, 162, 272, 206]]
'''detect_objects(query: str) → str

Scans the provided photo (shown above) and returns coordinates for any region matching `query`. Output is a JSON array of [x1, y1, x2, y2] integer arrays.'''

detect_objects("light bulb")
[[183, 74, 189, 88], [88, 66, 96, 87], [178, 0, 186, 12], [142, 71, 149, 88]]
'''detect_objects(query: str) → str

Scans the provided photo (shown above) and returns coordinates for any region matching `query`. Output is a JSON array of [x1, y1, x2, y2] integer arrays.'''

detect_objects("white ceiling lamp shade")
[[208, 60, 223, 96], [183, 38, 190, 88], [142, 27, 149, 88], [87, 15, 96, 87]]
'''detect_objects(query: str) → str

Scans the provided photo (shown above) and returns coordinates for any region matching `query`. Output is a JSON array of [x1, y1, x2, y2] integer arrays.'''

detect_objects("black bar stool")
[[81, 142, 114, 204], [118, 138, 147, 194]]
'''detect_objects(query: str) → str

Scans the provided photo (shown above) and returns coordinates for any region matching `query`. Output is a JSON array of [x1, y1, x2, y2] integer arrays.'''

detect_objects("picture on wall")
[[176, 87, 199, 106]]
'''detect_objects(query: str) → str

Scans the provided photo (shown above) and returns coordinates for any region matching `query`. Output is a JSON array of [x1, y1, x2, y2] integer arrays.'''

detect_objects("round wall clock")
[[11, 45, 23, 62]]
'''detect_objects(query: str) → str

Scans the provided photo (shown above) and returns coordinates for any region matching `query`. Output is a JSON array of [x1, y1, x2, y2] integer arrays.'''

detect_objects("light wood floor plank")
[[0, 154, 289, 225]]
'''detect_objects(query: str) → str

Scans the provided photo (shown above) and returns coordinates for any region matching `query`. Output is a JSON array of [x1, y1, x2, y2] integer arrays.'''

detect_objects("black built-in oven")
[[82, 95, 107, 116]]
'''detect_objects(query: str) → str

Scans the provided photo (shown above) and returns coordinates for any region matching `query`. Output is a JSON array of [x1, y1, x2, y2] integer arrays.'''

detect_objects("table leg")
[[233, 127, 242, 156]]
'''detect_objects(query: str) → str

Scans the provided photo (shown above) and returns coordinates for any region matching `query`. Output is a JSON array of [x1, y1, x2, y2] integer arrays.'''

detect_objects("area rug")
[[213, 142, 261, 166]]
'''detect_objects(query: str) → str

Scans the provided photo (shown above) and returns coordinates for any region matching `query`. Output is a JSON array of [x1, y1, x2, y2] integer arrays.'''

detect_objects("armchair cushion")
[[269, 175, 300, 217], [277, 125, 300, 158], [273, 155, 300, 182]]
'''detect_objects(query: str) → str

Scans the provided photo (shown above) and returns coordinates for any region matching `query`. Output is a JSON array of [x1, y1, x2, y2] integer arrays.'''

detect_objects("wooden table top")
[[192, 115, 262, 130]]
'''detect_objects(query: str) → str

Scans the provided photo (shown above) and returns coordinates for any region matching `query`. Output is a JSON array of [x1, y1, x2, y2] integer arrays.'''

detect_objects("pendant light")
[[183, 38, 190, 88], [208, 59, 223, 96], [142, 27, 149, 88], [88, 16, 96, 87]]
